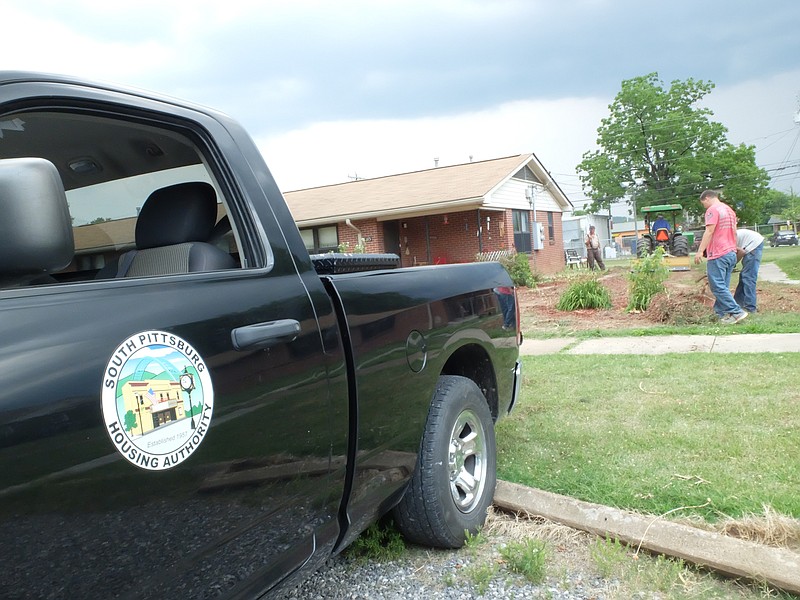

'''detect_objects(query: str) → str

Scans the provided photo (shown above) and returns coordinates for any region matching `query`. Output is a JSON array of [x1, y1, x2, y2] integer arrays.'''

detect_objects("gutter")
[[294, 197, 484, 228]]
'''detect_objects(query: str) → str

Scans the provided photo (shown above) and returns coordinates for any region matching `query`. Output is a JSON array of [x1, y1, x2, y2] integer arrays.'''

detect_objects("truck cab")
[[0, 73, 519, 598]]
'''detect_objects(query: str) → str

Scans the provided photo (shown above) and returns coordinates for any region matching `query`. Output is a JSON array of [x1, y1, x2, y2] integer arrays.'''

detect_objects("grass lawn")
[[767, 243, 800, 279], [497, 353, 800, 524]]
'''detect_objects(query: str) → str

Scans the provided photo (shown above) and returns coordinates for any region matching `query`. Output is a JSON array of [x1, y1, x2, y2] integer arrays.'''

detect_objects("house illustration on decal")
[[121, 379, 189, 436]]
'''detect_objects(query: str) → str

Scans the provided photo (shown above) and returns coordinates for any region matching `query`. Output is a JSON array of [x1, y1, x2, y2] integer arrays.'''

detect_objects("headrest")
[[0, 157, 74, 277], [136, 182, 217, 250]]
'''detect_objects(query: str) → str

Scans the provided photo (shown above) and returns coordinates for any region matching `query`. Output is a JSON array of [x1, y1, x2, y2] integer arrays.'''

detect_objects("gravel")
[[279, 511, 621, 600]]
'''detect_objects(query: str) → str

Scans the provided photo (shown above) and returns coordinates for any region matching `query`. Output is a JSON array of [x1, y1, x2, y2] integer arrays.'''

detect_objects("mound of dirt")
[[645, 271, 714, 325]]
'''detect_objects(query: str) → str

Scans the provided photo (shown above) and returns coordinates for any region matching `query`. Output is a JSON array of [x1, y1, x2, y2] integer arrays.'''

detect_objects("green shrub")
[[346, 521, 406, 563], [499, 253, 539, 288], [627, 247, 669, 312], [556, 277, 612, 310], [475, 252, 540, 288]]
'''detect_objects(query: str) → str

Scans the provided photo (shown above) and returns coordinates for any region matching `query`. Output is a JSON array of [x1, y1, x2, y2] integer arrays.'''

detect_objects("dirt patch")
[[518, 268, 800, 335]]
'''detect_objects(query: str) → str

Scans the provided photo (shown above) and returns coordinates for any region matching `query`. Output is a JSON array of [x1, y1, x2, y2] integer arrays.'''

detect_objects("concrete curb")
[[494, 481, 800, 595]]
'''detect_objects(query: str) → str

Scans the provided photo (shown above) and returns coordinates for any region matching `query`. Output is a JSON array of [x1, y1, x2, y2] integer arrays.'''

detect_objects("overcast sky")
[[4, 0, 800, 209]]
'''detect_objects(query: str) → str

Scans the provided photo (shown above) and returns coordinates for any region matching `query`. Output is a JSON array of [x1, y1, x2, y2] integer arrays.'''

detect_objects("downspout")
[[477, 209, 483, 254], [345, 219, 363, 251], [526, 186, 537, 270], [425, 216, 432, 264]]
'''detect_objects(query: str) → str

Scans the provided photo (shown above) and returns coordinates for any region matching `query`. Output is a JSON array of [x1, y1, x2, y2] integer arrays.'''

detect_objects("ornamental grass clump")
[[555, 277, 612, 311], [627, 247, 669, 312]]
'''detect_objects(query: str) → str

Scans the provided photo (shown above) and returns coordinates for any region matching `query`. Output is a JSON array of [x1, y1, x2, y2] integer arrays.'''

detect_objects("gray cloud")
[[18, 0, 800, 122]]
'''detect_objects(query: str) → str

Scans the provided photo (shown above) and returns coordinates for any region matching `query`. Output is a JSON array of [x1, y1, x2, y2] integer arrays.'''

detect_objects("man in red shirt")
[[694, 190, 747, 324]]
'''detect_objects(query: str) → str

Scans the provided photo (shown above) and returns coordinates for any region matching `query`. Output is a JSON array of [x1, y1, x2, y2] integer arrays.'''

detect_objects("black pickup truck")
[[0, 72, 521, 599]]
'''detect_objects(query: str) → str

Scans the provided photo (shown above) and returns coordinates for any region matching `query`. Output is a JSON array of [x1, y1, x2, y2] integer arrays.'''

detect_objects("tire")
[[636, 236, 652, 258], [671, 234, 689, 257], [393, 375, 496, 548]]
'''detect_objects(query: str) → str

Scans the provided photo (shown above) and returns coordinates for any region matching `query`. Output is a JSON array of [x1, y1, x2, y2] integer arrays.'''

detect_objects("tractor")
[[635, 204, 691, 271]]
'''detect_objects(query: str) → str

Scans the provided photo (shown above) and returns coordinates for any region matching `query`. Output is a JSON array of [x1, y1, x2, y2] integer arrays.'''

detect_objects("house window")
[[547, 212, 555, 241], [512, 210, 531, 253], [300, 225, 339, 253]]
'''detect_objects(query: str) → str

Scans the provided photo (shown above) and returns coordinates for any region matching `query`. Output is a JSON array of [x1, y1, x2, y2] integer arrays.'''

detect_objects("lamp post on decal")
[[180, 369, 196, 429]]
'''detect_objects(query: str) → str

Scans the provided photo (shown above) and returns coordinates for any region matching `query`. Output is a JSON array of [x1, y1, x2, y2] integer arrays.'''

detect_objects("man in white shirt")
[[734, 229, 765, 313], [585, 225, 605, 270]]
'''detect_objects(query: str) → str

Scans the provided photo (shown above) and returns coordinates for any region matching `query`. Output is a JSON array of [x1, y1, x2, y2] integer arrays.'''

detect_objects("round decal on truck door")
[[101, 331, 214, 471]]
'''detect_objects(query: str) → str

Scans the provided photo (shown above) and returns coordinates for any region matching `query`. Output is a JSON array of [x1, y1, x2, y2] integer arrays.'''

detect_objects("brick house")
[[284, 154, 574, 275]]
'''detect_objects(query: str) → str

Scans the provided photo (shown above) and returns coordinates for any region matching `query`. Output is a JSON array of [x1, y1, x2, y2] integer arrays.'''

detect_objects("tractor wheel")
[[636, 236, 652, 258], [671, 234, 689, 257]]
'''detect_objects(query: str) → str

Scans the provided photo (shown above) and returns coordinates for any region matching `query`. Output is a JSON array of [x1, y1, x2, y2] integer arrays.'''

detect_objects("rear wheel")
[[393, 375, 496, 548], [671, 234, 689, 257], [636, 236, 652, 258]]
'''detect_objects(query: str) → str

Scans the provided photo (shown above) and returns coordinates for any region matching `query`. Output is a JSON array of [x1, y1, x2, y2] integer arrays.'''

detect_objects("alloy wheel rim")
[[447, 408, 487, 513]]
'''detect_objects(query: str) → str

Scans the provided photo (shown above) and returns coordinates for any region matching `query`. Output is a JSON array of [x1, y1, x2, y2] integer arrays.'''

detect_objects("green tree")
[[780, 191, 800, 226], [124, 410, 138, 433], [760, 188, 791, 221], [578, 73, 769, 223]]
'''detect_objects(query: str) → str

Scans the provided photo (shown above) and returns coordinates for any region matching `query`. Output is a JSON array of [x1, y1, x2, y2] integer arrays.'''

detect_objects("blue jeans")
[[495, 291, 515, 327], [733, 242, 763, 312], [706, 251, 742, 317]]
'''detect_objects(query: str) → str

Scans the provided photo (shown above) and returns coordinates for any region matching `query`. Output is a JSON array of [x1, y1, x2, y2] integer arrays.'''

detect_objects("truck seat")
[[0, 158, 74, 288], [97, 182, 237, 278]]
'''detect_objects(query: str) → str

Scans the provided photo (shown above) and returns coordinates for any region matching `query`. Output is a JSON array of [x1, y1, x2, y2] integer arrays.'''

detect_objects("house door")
[[383, 220, 401, 255]]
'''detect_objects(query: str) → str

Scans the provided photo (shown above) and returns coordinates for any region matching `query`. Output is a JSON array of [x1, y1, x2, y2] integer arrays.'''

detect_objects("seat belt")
[[115, 250, 138, 278]]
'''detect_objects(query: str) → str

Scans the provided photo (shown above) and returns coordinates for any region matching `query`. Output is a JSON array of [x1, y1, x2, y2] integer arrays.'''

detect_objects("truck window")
[[0, 109, 247, 288]]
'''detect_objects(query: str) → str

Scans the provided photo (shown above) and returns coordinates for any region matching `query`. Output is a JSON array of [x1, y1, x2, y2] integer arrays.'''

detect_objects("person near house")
[[694, 190, 747, 324], [585, 225, 605, 270], [734, 228, 765, 314]]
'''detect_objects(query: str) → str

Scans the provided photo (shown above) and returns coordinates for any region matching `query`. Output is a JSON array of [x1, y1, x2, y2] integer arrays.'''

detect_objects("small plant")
[[640, 554, 687, 593], [442, 571, 456, 587], [499, 538, 548, 583], [463, 528, 487, 556], [345, 521, 406, 563], [464, 562, 497, 595], [589, 536, 628, 578], [627, 247, 669, 312], [337, 240, 366, 253], [555, 277, 612, 310]]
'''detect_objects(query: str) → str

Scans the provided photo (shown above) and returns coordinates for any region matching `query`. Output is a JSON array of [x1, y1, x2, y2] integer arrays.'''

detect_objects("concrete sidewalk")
[[521, 333, 800, 355], [758, 262, 800, 284]]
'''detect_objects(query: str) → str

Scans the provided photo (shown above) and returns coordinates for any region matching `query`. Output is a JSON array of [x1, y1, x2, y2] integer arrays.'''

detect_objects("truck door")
[[0, 88, 345, 599]]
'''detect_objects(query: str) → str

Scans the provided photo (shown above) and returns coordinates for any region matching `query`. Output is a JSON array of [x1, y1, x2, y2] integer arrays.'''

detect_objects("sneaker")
[[719, 314, 737, 325], [733, 311, 749, 324]]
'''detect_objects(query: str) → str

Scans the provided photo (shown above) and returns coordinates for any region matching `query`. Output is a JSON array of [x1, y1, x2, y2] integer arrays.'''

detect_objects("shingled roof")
[[285, 153, 569, 226]]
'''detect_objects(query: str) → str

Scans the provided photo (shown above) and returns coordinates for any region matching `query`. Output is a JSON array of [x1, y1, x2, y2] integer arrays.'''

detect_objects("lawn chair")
[[565, 248, 584, 269]]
